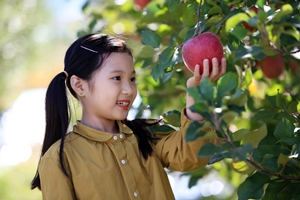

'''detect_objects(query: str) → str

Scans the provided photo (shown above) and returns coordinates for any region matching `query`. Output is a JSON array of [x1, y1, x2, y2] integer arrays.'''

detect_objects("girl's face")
[[82, 52, 137, 123]]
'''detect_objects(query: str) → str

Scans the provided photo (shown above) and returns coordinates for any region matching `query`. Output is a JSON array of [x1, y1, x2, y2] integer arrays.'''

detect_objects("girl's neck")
[[80, 115, 119, 133]]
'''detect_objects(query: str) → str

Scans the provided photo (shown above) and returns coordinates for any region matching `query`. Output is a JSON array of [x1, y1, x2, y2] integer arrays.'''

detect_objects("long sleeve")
[[155, 108, 214, 172], [38, 143, 75, 200]]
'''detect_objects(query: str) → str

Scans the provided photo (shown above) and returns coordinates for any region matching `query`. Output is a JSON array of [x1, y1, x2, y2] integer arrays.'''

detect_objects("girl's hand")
[[185, 57, 226, 121], [186, 57, 226, 88]]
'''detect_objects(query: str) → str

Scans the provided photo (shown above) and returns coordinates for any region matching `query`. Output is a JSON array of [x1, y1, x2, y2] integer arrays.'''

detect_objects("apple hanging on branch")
[[182, 32, 224, 75], [257, 55, 284, 79]]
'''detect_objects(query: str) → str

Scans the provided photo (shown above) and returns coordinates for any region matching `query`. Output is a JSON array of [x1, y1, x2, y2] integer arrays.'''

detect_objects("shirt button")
[[121, 159, 126, 164], [133, 192, 138, 197], [120, 134, 124, 139], [113, 135, 118, 140]]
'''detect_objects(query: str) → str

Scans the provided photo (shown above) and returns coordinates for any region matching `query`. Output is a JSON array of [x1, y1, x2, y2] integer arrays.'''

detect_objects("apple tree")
[[79, 0, 300, 199]]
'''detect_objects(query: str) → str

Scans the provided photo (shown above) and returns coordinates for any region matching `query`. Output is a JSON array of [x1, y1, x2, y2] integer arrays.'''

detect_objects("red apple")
[[288, 59, 299, 72], [182, 32, 224, 75], [258, 55, 284, 79], [241, 5, 259, 32], [134, 0, 151, 10]]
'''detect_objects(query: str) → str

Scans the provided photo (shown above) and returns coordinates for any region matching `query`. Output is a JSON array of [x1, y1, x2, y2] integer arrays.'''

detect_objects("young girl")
[[31, 33, 226, 200]]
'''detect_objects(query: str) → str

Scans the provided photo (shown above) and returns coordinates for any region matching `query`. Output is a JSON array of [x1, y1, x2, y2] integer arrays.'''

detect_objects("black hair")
[[31, 34, 157, 190]]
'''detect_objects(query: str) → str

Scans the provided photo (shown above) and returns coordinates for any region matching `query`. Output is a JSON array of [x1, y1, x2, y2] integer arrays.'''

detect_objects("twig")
[[246, 158, 300, 181], [175, 0, 203, 49], [192, 0, 203, 38]]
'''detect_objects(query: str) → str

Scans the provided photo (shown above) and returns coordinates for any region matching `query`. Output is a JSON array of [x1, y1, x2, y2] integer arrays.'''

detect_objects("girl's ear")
[[70, 75, 87, 97]]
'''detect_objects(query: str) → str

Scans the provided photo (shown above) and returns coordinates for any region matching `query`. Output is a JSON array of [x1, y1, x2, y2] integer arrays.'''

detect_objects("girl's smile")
[[116, 99, 131, 110]]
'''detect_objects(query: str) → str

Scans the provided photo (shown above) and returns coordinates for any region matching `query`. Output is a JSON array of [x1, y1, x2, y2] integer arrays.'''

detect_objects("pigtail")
[[31, 72, 70, 190], [123, 119, 159, 159]]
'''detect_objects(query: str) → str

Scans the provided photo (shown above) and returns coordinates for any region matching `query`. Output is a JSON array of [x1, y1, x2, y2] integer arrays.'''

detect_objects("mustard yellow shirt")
[[38, 109, 211, 200]]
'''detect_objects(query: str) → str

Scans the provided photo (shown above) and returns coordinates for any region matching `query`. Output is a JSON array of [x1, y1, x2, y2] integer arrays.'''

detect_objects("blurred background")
[[0, 0, 85, 199]]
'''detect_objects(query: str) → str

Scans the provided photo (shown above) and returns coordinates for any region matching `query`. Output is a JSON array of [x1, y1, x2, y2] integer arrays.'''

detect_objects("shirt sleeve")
[[154, 108, 214, 172], [38, 148, 75, 200]]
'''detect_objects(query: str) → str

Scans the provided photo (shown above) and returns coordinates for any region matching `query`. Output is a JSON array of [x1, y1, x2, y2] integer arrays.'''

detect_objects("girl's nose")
[[122, 82, 134, 95]]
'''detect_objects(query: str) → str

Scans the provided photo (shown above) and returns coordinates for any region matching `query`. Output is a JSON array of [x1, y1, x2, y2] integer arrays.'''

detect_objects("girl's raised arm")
[[185, 57, 226, 121]]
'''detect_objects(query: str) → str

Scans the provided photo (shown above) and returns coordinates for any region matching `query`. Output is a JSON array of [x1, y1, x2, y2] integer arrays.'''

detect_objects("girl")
[[31, 33, 226, 200]]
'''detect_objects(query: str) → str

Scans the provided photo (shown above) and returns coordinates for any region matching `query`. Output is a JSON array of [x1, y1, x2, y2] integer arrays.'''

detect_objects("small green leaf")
[[139, 45, 155, 58], [162, 110, 181, 127], [287, 101, 298, 114], [237, 173, 270, 200], [276, 93, 287, 109], [167, 0, 180, 12], [158, 47, 175, 65], [147, 124, 175, 134], [198, 77, 215, 101], [151, 64, 163, 82], [243, 122, 267, 148], [253, 109, 278, 121], [142, 30, 161, 48], [233, 129, 250, 141], [217, 72, 238, 99], [198, 143, 221, 157], [234, 45, 264, 60], [226, 13, 250, 32], [274, 118, 295, 140], [185, 121, 206, 142], [272, 4, 293, 22], [208, 153, 224, 164]]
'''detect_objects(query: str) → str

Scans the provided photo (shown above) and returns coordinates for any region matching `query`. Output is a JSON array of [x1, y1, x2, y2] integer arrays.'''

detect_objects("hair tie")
[[63, 71, 68, 78]]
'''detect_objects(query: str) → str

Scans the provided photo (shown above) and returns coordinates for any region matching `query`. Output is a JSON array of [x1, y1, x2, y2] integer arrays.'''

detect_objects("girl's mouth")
[[117, 100, 130, 110]]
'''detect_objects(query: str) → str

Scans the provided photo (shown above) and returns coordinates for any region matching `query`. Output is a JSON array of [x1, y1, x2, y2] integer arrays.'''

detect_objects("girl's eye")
[[131, 77, 136, 82], [113, 76, 121, 81]]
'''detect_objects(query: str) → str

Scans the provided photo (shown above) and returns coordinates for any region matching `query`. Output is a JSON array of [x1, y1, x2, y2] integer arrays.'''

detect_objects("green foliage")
[[79, 0, 300, 198]]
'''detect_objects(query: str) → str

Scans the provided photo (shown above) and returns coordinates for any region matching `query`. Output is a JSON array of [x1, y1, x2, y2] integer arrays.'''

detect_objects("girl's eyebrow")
[[110, 70, 136, 74]]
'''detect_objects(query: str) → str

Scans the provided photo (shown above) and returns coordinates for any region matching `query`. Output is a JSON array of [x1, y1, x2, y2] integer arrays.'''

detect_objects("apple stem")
[[175, 0, 203, 50], [192, 0, 203, 38]]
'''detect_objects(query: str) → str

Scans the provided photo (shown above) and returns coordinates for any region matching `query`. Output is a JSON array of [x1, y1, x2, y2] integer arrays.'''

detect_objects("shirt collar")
[[72, 120, 133, 142]]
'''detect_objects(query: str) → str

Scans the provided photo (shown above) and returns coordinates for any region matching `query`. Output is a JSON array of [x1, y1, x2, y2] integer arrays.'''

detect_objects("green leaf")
[[230, 25, 248, 40], [167, 0, 180, 12], [233, 129, 250, 141], [208, 153, 224, 164], [272, 4, 293, 23], [234, 45, 264, 60], [146, 124, 176, 134], [243, 122, 267, 148], [151, 64, 163, 82], [139, 45, 155, 58], [226, 13, 250, 32], [217, 72, 238, 99], [158, 47, 175, 65], [142, 30, 161, 48], [245, 67, 252, 87], [162, 110, 181, 127], [187, 87, 203, 103], [276, 93, 287, 109], [88, 18, 97, 31], [287, 101, 298, 114], [274, 118, 295, 140], [185, 121, 206, 142], [198, 143, 222, 157], [198, 77, 215, 101], [253, 109, 278, 122], [237, 173, 270, 200]]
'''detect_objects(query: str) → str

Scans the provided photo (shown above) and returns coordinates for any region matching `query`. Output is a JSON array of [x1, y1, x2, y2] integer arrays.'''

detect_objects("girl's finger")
[[214, 57, 227, 80], [193, 64, 201, 82], [202, 59, 210, 77], [210, 57, 219, 78], [220, 57, 227, 75]]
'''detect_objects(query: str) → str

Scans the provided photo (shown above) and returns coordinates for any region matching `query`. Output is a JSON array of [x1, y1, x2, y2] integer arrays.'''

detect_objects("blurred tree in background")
[[0, 0, 75, 112], [78, 0, 300, 199]]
